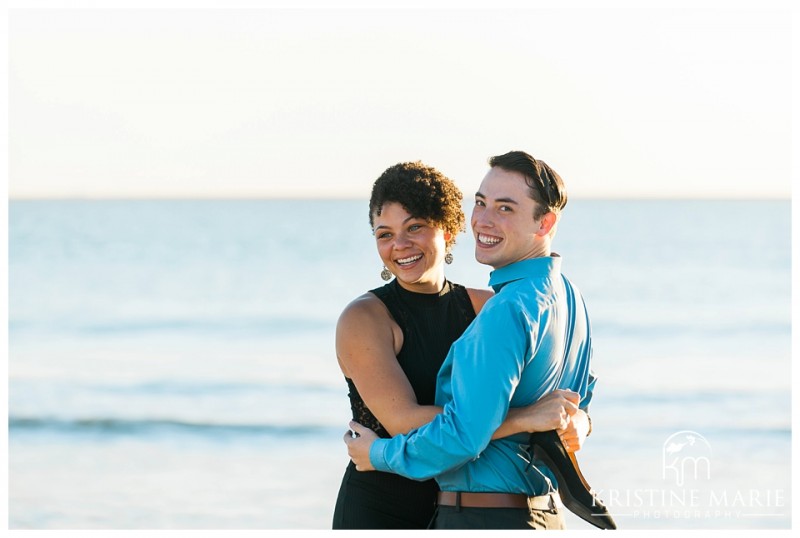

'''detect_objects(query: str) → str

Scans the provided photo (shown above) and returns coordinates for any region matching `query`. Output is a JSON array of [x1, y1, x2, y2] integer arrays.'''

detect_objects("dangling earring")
[[444, 251, 454, 265], [380, 266, 392, 281]]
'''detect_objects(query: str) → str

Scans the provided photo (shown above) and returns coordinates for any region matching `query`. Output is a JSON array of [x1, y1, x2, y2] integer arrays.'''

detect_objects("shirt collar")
[[487, 254, 562, 292]]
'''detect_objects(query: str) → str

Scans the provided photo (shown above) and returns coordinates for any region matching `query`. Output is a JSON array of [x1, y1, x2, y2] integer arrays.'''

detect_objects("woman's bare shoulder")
[[338, 291, 389, 322]]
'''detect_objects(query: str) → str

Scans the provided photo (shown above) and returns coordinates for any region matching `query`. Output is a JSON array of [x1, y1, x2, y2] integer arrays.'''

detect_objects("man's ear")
[[536, 212, 557, 237]]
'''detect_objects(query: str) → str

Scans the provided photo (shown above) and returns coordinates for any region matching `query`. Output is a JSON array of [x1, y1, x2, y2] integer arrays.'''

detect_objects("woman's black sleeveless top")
[[345, 279, 477, 437], [332, 279, 477, 529]]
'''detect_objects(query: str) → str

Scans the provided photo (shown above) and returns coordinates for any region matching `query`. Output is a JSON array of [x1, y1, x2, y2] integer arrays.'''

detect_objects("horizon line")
[[6, 194, 792, 202]]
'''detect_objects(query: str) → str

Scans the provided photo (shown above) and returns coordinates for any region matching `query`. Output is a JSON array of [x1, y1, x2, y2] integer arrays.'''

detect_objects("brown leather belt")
[[437, 491, 558, 510]]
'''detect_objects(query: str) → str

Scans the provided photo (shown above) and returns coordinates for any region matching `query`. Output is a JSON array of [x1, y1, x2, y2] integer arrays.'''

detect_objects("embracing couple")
[[332, 151, 608, 530]]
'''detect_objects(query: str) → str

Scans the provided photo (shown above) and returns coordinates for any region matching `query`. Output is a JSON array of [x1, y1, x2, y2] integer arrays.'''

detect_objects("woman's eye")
[[377, 232, 391, 240], [408, 224, 422, 232]]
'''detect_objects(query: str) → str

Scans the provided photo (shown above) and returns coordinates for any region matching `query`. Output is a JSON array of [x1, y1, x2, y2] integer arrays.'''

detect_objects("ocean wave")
[[9, 316, 334, 337], [77, 379, 341, 396], [8, 416, 336, 437], [593, 320, 791, 338], [598, 388, 790, 405]]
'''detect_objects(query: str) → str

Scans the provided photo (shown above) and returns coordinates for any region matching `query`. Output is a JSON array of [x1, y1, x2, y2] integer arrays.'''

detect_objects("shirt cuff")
[[369, 438, 392, 472]]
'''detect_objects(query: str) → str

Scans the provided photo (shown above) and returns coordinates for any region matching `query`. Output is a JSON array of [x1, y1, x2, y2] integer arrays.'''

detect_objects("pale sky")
[[7, 2, 795, 199]]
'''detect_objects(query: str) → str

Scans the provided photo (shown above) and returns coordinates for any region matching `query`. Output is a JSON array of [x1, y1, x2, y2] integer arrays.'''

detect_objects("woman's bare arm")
[[336, 293, 441, 436]]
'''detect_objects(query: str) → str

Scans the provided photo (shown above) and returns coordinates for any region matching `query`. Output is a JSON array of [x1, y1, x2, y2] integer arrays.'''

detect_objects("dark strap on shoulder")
[[369, 280, 408, 330], [449, 281, 478, 324]]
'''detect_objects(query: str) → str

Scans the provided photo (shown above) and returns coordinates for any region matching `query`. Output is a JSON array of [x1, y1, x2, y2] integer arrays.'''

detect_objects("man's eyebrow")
[[475, 191, 519, 205]]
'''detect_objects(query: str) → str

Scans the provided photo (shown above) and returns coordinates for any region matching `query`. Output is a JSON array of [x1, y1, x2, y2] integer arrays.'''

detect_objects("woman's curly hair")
[[368, 161, 465, 248]]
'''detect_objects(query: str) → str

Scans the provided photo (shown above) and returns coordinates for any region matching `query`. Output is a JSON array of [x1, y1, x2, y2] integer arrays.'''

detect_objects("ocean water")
[[7, 199, 792, 529]]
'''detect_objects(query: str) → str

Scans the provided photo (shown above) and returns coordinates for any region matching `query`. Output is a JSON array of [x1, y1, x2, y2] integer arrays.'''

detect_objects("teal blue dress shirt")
[[369, 255, 596, 494]]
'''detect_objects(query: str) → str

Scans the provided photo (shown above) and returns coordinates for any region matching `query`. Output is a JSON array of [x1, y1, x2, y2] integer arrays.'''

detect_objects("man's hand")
[[343, 421, 379, 471], [517, 389, 580, 433], [557, 408, 590, 453]]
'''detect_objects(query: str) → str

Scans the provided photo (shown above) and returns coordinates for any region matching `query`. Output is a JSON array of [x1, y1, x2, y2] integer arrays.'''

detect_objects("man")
[[345, 150, 596, 530]]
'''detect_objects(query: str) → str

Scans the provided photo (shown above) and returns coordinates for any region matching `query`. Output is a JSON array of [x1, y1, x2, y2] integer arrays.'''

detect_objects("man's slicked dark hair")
[[368, 161, 465, 248], [488, 151, 568, 219]]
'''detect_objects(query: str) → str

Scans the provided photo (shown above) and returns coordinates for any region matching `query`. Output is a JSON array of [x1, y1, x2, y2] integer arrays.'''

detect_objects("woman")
[[332, 162, 548, 529]]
